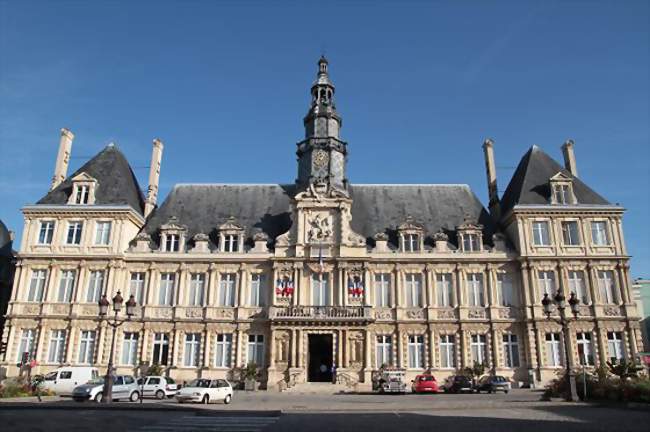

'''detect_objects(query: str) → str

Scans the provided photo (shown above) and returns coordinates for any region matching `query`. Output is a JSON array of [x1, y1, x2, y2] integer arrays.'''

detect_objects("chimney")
[[482, 138, 500, 219], [144, 138, 164, 218], [561, 139, 578, 177], [50, 128, 75, 191]]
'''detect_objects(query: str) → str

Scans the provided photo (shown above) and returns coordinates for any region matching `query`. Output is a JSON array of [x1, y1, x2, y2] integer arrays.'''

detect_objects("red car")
[[411, 374, 439, 393]]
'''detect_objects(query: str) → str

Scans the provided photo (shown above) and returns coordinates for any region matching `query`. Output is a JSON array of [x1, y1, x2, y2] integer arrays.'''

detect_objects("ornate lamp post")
[[541, 291, 580, 402], [98, 292, 137, 403]]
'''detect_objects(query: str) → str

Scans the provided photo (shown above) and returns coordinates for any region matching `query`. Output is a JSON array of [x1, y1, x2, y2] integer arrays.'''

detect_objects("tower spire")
[[296, 56, 348, 194]]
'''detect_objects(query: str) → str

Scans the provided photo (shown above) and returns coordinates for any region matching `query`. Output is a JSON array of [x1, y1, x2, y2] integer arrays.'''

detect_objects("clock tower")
[[296, 56, 348, 194]]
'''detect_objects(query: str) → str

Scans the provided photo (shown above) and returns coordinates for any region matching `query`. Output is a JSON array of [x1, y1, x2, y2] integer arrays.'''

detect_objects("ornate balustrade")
[[269, 305, 374, 322]]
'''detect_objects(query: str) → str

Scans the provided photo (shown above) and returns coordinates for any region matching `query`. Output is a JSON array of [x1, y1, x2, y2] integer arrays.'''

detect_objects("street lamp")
[[541, 291, 580, 402], [98, 292, 137, 403]]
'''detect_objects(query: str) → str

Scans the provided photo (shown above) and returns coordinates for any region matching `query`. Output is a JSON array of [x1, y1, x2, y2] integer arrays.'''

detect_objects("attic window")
[[456, 220, 483, 252], [403, 233, 420, 252], [67, 173, 98, 205], [159, 216, 187, 253], [549, 173, 576, 205], [75, 185, 89, 204], [397, 215, 424, 253], [218, 216, 245, 253]]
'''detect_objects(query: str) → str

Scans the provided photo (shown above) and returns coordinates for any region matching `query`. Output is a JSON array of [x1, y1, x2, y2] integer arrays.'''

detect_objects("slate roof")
[[37, 144, 145, 214], [0, 219, 12, 257], [143, 183, 495, 248], [500, 145, 610, 214]]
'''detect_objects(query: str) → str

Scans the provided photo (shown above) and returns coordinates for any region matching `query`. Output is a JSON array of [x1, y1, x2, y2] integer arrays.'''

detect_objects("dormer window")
[[218, 216, 245, 253], [398, 215, 424, 253], [159, 216, 187, 253], [67, 172, 98, 205], [549, 172, 576, 205], [456, 220, 484, 252]]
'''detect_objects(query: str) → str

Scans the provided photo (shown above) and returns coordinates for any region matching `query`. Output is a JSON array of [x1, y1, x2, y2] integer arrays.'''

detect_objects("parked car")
[[137, 376, 179, 399], [41, 366, 99, 396], [475, 375, 511, 394], [375, 367, 407, 394], [175, 378, 233, 404], [72, 375, 140, 403], [443, 375, 473, 393], [411, 374, 440, 394]]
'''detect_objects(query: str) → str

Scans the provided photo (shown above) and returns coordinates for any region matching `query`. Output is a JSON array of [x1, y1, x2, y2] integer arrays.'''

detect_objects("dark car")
[[475, 375, 511, 394], [443, 375, 473, 393]]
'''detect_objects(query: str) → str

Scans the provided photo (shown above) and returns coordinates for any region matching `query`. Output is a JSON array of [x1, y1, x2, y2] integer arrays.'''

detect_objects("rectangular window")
[[532, 221, 551, 246], [405, 273, 422, 307], [129, 272, 145, 304], [78, 330, 96, 364], [467, 273, 484, 307], [470, 334, 487, 365], [404, 233, 420, 252], [607, 332, 625, 363], [502, 333, 520, 368], [214, 334, 232, 368], [436, 273, 453, 307], [576, 332, 594, 366], [554, 184, 571, 205], [38, 221, 55, 245], [561, 221, 581, 246], [591, 221, 610, 246], [219, 273, 236, 307], [164, 234, 179, 252], [86, 271, 105, 303], [152, 333, 169, 365], [184, 333, 201, 367], [376, 335, 392, 368], [57, 270, 76, 302], [538, 271, 556, 299], [568, 271, 588, 304], [121, 333, 139, 365], [462, 234, 480, 252], [224, 234, 239, 252], [75, 185, 89, 204], [374, 273, 391, 307], [407, 335, 424, 369], [439, 335, 456, 369], [95, 221, 112, 245], [159, 273, 175, 306], [17, 329, 35, 362], [545, 333, 562, 367], [250, 274, 265, 307], [247, 334, 265, 367], [189, 273, 206, 306], [497, 273, 515, 307], [27, 270, 47, 302], [598, 270, 617, 304], [48, 329, 67, 363], [66, 221, 83, 245], [311, 273, 330, 306]]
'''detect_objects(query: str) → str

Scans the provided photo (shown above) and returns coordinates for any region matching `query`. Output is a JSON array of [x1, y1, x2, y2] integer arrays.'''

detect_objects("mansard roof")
[[36, 144, 145, 214], [142, 183, 495, 248], [500, 145, 610, 214]]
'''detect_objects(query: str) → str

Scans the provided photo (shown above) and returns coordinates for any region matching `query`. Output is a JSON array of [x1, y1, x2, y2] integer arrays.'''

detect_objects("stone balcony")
[[269, 305, 374, 323]]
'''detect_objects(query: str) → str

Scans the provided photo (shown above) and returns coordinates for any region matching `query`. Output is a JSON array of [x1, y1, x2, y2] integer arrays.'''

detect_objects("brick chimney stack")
[[561, 139, 578, 177], [482, 138, 501, 220], [144, 138, 164, 218], [50, 128, 74, 191]]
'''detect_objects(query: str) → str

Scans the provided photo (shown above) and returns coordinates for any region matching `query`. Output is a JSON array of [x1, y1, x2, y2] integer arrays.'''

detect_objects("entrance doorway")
[[308, 334, 333, 382]]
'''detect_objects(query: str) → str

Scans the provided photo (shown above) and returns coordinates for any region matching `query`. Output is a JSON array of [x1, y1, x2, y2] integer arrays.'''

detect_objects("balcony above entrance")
[[269, 305, 374, 324]]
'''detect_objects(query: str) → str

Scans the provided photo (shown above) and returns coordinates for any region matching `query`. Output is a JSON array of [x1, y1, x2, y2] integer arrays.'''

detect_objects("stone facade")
[[0, 58, 642, 390]]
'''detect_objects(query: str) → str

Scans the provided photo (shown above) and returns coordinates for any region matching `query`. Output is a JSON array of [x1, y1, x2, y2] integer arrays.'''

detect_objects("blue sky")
[[0, 0, 648, 275]]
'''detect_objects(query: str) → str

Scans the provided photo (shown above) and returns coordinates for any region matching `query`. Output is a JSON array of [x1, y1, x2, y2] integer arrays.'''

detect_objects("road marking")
[[135, 415, 279, 432]]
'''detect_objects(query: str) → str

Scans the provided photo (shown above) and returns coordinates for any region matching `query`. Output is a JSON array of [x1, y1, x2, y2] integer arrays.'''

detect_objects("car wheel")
[[155, 390, 165, 400], [130, 391, 140, 402], [95, 393, 103, 403], [202, 394, 210, 404], [224, 394, 232, 404]]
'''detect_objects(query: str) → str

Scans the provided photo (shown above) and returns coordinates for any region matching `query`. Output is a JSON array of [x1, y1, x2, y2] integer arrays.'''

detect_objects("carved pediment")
[[219, 216, 244, 232], [398, 215, 423, 232], [160, 216, 187, 232], [193, 233, 209, 242], [70, 172, 98, 183], [550, 171, 572, 182]]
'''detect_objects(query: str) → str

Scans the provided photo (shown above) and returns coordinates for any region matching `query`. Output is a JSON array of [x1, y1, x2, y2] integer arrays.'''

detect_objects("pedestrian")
[[331, 363, 337, 384]]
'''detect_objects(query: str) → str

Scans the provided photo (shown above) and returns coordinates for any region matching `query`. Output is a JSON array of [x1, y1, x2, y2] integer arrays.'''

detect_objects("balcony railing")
[[269, 305, 374, 322]]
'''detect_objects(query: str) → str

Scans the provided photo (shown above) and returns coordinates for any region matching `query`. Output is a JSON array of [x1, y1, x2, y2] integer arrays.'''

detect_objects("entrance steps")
[[282, 381, 372, 394]]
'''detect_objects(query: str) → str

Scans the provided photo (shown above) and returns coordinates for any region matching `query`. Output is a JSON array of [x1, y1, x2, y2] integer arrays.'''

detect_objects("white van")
[[41, 366, 100, 395]]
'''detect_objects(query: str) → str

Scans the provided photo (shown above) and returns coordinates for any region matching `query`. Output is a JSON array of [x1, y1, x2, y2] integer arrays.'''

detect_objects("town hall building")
[[0, 57, 642, 390]]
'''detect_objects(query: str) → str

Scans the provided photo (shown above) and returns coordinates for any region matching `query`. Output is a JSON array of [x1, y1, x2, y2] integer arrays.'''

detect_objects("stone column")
[[429, 327, 436, 369], [337, 329, 344, 367], [268, 329, 276, 369], [617, 262, 630, 304], [395, 269, 403, 307], [235, 329, 244, 367], [340, 266, 347, 306], [455, 265, 464, 307], [177, 264, 187, 306], [364, 268, 372, 306], [146, 264, 158, 306], [202, 327, 210, 369], [425, 265, 434, 308], [491, 328, 500, 369], [141, 328, 150, 365], [10, 262, 23, 302], [296, 329, 302, 368], [271, 267, 278, 307], [207, 264, 217, 306], [396, 329, 403, 368], [390, 269, 397, 308]]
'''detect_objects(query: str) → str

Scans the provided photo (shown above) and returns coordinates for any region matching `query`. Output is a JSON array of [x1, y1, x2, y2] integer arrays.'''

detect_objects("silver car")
[[72, 375, 140, 403]]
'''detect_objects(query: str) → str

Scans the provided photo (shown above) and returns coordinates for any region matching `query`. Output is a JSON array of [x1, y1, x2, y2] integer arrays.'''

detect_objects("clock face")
[[313, 150, 329, 169]]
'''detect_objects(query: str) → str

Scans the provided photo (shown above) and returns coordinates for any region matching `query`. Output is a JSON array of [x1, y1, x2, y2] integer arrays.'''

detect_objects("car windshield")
[[87, 378, 105, 385], [44, 372, 57, 381], [494, 376, 507, 382], [420, 376, 435, 381], [187, 379, 211, 388], [165, 377, 176, 384]]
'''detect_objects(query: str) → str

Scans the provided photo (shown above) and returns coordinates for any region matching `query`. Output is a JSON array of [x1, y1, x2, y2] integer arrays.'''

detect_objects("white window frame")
[[95, 221, 112, 245], [219, 273, 236, 307], [47, 329, 67, 364], [532, 221, 551, 246], [184, 333, 201, 367], [38, 221, 55, 245], [591, 221, 610, 246], [407, 335, 425, 369], [27, 269, 47, 302], [405, 273, 422, 307], [311, 273, 330, 306], [568, 270, 588, 304], [403, 233, 420, 252], [607, 332, 625, 363], [545, 333, 563, 367], [470, 334, 487, 365], [436, 273, 453, 307], [561, 221, 581, 246], [159, 273, 175, 306], [66, 221, 83, 245], [462, 233, 480, 252], [164, 234, 180, 252], [188, 273, 206, 306], [247, 334, 265, 367], [439, 334, 456, 369], [497, 273, 515, 307], [78, 330, 96, 364], [129, 272, 145, 305], [86, 270, 105, 303], [152, 333, 169, 365], [502, 333, 520, 368], [376, 335, 392, 368], [223, 234, 239, 252], [57, 270, 76, 303], [467, 273, 484, 307], [214, 334, 232, 368], [249, 274, 265, 307], [576, 332, 593, 366], [121, 332, 139, 366], [598, 270, 617, 304], [374, 273, 391, 307], [17, 329, 36, 362], [74, 184, 90, 204], [538, 271, 556, 299]]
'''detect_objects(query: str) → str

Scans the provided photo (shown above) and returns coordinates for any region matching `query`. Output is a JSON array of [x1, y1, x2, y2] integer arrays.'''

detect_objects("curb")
[[0, 403, 281, 416]]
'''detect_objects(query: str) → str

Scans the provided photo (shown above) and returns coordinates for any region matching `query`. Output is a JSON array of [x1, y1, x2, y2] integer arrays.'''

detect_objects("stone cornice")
[[22, 205, 145, 224]]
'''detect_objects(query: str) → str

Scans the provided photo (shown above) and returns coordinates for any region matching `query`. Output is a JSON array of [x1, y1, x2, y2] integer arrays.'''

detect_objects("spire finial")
[[318, 55, 328, 75]]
